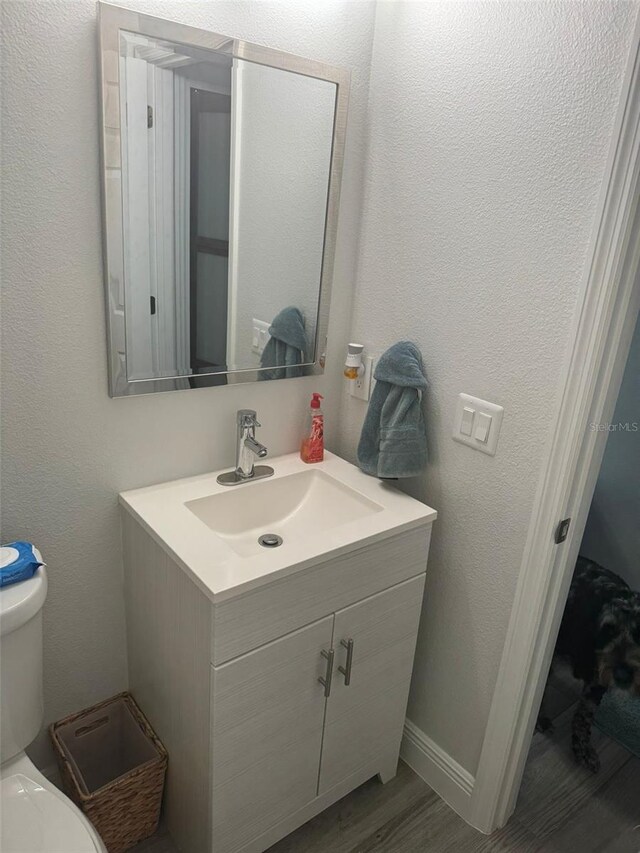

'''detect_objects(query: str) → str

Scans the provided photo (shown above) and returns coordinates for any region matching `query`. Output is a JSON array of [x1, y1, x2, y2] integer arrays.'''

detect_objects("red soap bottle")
[[300, 393, 324, 463]]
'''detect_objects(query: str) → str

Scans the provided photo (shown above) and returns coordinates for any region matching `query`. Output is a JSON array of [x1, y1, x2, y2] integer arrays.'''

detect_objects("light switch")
[[460, 407, 475, 436], [474, 412, 492, 443], [453, 393, 504, 456]]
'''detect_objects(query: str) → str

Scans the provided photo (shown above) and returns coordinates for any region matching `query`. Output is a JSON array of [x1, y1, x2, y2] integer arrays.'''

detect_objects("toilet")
[[0, 560, 107, 853]]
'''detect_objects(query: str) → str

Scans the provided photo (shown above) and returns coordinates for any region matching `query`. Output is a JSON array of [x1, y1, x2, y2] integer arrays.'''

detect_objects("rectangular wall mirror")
[[98, 3, 349, 396]]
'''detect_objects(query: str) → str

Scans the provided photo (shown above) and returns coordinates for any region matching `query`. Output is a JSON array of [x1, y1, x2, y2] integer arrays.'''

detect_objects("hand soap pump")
[[300, 393, 324, 463]]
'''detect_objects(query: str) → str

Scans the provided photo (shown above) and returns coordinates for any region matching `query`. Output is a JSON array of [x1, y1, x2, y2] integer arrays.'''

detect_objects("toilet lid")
[[1, 772, 100, 853]]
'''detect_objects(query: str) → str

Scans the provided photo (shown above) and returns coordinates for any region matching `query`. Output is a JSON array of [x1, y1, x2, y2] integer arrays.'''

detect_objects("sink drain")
[[258, 533, 283, 548]]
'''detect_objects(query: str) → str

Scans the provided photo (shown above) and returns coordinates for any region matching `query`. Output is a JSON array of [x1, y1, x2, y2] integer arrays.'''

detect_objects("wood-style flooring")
[[133, 673, 640, 852]]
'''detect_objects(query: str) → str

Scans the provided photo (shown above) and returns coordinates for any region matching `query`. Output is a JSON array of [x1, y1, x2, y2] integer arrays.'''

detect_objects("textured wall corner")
[[338, 0, 639, 776]]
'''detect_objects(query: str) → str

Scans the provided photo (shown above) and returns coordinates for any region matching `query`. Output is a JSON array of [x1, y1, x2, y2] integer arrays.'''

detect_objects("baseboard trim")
[[401, 719, 475, 821]]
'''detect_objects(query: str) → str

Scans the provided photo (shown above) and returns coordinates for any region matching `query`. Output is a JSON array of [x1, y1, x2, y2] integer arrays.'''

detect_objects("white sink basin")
[[186, 469, 383, 557], [120, 452, 436, 602]]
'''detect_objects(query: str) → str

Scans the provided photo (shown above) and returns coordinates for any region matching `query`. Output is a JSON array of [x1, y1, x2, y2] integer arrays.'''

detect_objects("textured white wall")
[[3, 0, 638, 792], [335, 0, 638, 775], [0, 0, 376, 763], [581, 313, 640, 589]]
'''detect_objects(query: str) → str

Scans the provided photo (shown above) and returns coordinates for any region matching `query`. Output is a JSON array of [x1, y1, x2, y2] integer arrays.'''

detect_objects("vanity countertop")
[[119, 451, 436, 603]]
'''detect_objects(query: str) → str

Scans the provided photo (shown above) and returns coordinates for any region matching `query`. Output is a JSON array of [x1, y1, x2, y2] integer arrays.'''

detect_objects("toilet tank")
[[0, 566, 47, 764]]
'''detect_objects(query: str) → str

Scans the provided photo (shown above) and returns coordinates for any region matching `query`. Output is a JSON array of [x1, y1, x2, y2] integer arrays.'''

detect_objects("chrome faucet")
[[217, 409, 274, 486], [236, 410, 267, 477]]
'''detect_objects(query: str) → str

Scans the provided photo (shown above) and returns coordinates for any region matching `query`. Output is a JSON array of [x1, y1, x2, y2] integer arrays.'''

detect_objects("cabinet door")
[[211, 615, 333, 852], [318, 574, 425, 794]]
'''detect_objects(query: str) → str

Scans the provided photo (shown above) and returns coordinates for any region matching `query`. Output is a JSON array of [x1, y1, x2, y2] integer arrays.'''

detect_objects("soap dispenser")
[[300, 393, 324, 463]]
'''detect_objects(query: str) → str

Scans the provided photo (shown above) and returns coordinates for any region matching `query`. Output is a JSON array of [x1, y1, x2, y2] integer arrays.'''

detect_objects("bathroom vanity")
[[120, 452, 436, 853], [104, 9, 436, 847]]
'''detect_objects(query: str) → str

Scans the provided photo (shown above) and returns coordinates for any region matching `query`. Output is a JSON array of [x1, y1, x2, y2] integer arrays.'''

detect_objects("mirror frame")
[[97, 2, 350, 396]]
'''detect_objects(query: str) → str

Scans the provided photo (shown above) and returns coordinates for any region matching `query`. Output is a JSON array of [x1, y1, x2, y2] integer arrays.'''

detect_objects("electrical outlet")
[[350, 356, 374, 401], [252, 319, 271, 355]]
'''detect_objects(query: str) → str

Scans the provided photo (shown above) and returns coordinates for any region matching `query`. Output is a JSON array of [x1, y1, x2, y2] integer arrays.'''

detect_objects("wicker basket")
[[50, 691, 168, 853]]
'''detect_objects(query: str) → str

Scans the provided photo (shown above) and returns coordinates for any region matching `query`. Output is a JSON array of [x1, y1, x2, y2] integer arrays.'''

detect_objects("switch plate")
[[252, 319, 271, 355], [350, 356, 374, 401], [453, 393, 504, 456]]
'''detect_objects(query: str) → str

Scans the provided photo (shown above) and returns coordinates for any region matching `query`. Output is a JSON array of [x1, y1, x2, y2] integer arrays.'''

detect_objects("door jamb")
[[469, 17, 640, 833]]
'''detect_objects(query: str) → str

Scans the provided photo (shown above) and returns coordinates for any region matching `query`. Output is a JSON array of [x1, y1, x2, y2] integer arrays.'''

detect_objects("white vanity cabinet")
[[210, 575, 425, 852], [210, 617, 333, 851], [121, 488, 433, 853], [318, 575, 425, 795]]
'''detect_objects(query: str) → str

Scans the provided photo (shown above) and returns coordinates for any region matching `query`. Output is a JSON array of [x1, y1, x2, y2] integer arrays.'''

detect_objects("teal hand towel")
[[258, 307, 309, 381], [357, 341, 428, 479]]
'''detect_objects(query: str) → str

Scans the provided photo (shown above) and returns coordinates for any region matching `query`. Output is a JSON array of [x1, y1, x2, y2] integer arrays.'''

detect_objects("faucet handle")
[[237, 409, 260, 428]]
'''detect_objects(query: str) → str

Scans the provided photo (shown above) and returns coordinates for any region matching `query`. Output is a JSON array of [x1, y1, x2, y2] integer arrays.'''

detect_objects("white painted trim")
[[469, 17, 640, 834], [149, 64, 177, 376], [174, 73, 190, 377], [401, 719, 474, 820]]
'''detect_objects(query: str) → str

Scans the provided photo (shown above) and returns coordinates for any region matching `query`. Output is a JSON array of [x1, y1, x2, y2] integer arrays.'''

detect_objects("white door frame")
[[469, 18, 640, 833]]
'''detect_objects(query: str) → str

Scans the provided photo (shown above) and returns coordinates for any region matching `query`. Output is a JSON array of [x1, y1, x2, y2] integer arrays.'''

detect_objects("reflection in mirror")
[[117, 31, 337, 389]]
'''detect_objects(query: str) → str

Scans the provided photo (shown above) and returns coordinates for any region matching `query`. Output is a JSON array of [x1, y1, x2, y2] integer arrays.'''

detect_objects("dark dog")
[[541, 556, 640, 772]]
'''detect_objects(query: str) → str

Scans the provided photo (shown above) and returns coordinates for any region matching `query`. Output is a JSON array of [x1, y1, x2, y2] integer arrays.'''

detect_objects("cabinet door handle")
[[338, 638, 354, 686], [318, 648, 334, 697]]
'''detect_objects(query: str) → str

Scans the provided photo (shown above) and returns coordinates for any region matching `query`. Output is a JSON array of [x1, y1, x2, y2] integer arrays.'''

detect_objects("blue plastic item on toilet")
[[0, 541, 45, 587]]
